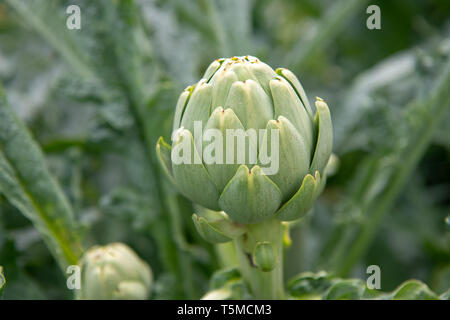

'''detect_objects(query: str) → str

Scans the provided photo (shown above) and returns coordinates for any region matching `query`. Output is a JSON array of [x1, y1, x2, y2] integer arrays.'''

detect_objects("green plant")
[[0, 0, 449, 301], [157, 55, 333, 299]]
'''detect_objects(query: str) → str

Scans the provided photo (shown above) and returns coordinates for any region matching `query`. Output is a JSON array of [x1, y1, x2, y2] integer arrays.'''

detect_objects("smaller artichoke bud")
[[77, 243, 152, 300], [253, 242, 277, 272]]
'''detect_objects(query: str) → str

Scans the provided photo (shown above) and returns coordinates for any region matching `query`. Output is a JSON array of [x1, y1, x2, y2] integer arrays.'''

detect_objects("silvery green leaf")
[[0, 90, 83, 270]]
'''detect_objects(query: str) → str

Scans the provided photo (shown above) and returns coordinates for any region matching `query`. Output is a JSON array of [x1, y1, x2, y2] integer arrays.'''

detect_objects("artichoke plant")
[[157, 56, 333, 299], [157, 55, 332, 224], [77, 243, 152, 300]]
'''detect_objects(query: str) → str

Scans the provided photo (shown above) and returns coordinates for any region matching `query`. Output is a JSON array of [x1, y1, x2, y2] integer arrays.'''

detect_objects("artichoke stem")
[[233, 219, 284, 299]]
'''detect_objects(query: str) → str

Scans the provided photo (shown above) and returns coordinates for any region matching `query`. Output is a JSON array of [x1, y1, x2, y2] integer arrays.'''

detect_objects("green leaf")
[[202, 267, 252, 300], [172, 129, 221, 210], [202, 107, 248, 193], [225, 79, 273, 131], [0, 90, 83, 270], [209, 267, 241, 290], [180, 80, 213, 133], [275, 173, 318, 221], [0, 266, 5, 295], [260, 116, 310, 202], [388, 280, 439, 300], [440, 289, 450, 300], [288, 271, 334, 299], [192, 214, 232, 243], [276, 68, 313, 117], [192, 211, 246, 244], [323, 279, 366, 300], [173, 87, 193, 131], [285, 0, 369, 72], [5, 0, 96, 81], [310, 98, 333, 175], [156, 137, 175, 185], [270, 77, 313, 152]]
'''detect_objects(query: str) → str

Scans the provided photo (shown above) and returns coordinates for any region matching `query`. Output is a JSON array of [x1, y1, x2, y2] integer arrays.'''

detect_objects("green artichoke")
[[77, 243, 152, 300], [157, 56, 332, 224]]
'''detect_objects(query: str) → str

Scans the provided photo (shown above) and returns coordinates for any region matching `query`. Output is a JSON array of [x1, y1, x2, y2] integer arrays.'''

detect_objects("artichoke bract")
[[157, 56, 332, 224], [77, 243, 152, 300]]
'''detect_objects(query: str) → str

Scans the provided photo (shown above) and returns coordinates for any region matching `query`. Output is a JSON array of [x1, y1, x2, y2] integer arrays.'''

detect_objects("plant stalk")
[[233, 219, 284, 300]]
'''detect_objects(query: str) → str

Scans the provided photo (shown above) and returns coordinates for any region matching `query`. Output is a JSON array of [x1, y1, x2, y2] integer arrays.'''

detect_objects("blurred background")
[[0, 0, 449, 299]]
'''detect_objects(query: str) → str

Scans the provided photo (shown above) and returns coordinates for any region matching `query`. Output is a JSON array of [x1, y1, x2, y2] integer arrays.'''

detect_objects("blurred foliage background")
[[0, 0, 449, 299]]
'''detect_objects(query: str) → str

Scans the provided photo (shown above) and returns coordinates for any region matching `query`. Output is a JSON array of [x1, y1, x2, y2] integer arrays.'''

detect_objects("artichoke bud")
[[77, 243, 152, 300], [157, 56, 333, 224], [253, 241, 277, 272]]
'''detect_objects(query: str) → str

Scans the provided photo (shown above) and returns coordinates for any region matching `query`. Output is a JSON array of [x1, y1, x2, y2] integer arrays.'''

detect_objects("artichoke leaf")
[[310, 98, 333, 175], [203, 59, 224, 82], [173, 86, 193, 131], [172, 129, 221, 210], [276, 68, 313, 117], [210, 70, 238, 112], [202, 107, 250, 192], [259, 116, 310, 202], [225, 80, 272, 131], [156, 136, 175, 185], [270, 77, 313, 152], [275, 173, 318, 221], [219, 165, 282, 224], [192, 212, 246, 243], [180, 80, 212, 133], [192, 213, 233, 243], [250, 60, 278, 95]]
